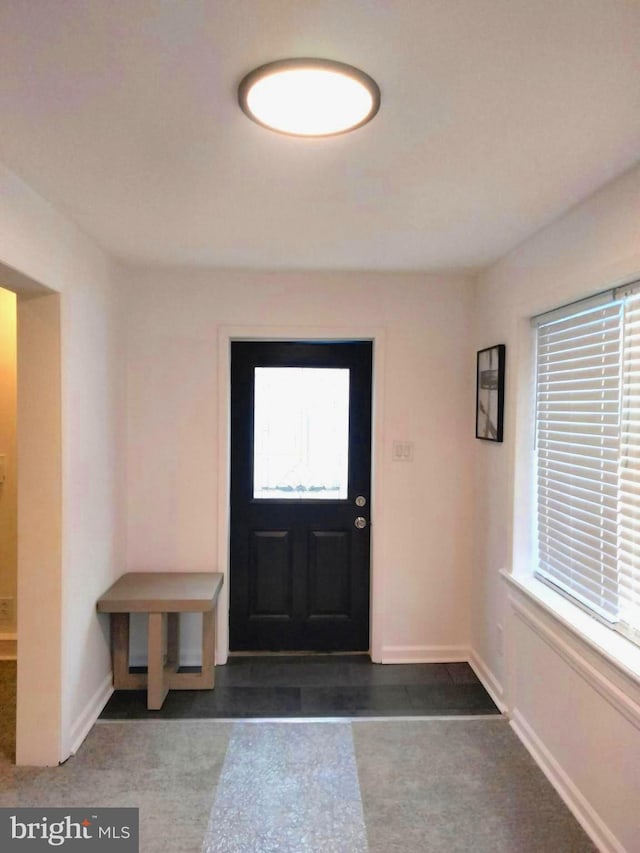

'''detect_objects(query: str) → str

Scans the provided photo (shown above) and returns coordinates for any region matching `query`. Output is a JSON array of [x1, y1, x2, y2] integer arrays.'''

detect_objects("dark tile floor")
[[99, 656, 501, 720]]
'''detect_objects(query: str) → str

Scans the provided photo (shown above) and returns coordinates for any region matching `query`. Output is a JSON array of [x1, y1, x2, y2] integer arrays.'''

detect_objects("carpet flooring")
[[0, 717, 596, 852]]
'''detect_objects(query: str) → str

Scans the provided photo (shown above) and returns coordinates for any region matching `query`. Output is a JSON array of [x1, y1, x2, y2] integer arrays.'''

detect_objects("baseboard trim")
[[0, 632, 17, 660], [511, 708, 624, 853], [69, 673, 113, 757], [468, 650, 506, 713], [380, 645, 470, 664]]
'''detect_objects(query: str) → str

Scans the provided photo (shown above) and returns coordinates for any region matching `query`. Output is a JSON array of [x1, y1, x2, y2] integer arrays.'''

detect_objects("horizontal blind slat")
[[539, 495, 618, 528], [538, 559, 618, 608]]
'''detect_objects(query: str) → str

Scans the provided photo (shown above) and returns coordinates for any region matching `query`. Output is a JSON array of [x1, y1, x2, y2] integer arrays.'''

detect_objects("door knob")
[[354, 516, 367, 529]]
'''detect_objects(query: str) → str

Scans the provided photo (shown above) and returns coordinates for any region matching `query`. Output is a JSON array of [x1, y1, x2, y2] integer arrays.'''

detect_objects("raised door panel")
[[249, 530, 292, 619], [307, 530, 350, 619]]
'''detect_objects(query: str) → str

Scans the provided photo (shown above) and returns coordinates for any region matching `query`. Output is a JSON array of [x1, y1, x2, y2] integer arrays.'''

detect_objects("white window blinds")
[[535, 286, 640, 644], [619, 293, 640, 641]]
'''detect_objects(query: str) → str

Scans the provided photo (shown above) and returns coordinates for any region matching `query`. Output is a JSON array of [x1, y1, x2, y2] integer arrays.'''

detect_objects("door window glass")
[[253, 367, 349, 499]]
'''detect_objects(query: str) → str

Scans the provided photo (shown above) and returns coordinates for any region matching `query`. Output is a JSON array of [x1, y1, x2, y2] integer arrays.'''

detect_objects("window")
[[534, 284, 640, 645], [253, 367, 350, 500]]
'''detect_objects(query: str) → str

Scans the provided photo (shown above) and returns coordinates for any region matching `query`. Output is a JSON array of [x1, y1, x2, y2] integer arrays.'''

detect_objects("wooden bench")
[[97, 572, 224, 710]]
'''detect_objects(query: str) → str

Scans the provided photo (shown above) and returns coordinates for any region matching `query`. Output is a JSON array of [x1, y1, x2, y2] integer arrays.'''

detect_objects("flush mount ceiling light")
[[238, 58, 380, 137]]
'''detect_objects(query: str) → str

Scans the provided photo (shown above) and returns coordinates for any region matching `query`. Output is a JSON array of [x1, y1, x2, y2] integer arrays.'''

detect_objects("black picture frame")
[[476, 344, 505, 442]]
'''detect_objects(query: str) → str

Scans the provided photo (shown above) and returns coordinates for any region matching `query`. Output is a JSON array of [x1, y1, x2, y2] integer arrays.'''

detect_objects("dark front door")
[[230, 341, 372, 651]]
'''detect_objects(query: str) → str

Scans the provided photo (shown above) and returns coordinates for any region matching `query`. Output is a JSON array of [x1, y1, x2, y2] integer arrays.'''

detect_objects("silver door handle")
[[354, 517, 367, 529]]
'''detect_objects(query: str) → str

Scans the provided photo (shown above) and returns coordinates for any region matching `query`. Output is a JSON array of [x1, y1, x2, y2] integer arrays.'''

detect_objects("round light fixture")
[[238, 58, 380, 138]]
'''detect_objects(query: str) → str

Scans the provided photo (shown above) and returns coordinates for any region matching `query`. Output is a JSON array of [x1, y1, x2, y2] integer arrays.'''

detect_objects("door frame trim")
[[217, 325, 387, 664]]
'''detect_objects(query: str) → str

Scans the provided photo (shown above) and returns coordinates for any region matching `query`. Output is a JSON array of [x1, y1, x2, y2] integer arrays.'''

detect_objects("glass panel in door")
[[253, 367, 350, 500]]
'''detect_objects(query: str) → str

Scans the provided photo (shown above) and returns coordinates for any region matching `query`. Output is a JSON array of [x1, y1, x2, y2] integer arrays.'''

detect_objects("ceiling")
[[0, 0, 638, 273]]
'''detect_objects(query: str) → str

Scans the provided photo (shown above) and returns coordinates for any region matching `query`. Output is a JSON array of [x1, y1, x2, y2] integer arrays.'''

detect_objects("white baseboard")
[[69, 673, 113, 757], [468, 649, 506, 713], [380, 644, 470, 664], [0, 632, 17, 660], [511, 708, 624, 853]]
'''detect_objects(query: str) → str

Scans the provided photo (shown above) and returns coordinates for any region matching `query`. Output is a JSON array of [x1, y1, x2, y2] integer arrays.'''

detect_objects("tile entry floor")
[[100, 656, 500, 720]]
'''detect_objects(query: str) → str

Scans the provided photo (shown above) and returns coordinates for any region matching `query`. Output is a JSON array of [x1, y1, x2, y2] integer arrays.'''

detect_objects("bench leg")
[[166, 609, 216, 690], [201, 608, 215, 689], [147, 612, 169, 710], [166, 612, 179, 670], [111, 613, 130, 689], [110, 613, 147, 690]]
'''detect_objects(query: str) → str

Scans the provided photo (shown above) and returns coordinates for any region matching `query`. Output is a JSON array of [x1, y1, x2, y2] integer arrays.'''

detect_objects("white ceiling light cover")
[[238, 58, 381, 137]]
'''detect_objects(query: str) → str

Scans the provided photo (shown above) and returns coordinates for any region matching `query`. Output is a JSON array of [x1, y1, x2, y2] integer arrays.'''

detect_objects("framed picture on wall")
[[476, 344, 505, 442]]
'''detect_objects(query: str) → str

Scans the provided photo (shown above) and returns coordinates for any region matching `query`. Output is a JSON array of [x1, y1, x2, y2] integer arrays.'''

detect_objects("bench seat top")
[[97, 571, 223, 613]]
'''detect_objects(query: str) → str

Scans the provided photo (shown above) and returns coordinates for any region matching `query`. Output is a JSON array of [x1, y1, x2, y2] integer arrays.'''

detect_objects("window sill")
[[501, 569, 640, 688]]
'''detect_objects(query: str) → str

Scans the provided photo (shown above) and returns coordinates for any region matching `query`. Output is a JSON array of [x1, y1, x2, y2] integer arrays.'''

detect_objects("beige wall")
[[0, 287, 17, 635], [123, 268, 476, 664], [0, 162, 125, 763], [473, 163, 640, 851]]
